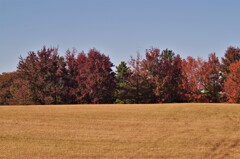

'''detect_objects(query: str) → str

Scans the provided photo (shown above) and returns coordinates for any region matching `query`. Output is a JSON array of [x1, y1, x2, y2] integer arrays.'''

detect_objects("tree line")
[[1, 46, 240, 105]]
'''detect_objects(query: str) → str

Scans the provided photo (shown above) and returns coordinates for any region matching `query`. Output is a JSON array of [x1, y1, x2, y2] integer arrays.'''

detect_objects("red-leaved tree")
[[181, 56, 204, 102], [141, 48, 183, 103], [0, 72, 17, 105], [221, 46, 240, 75], [224, 61, 240, 103], [65, 49, 79, 103], [17, 47, 69, 104], [75, 49, 116, 104]]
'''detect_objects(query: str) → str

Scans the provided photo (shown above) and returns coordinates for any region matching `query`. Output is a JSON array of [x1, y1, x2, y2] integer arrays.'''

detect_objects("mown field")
[[1, 104, 240, 159]]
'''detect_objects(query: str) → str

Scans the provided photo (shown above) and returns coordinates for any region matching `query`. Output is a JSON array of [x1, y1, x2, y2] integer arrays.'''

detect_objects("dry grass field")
[[1, 104, 240, 159]]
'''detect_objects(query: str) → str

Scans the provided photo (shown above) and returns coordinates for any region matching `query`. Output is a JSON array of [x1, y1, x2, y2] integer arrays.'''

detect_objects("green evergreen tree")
[[115, 61, 132, 103]]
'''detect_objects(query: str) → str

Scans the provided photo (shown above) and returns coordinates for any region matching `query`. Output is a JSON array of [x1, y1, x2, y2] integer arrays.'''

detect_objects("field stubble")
[[1, 103, 240, 158]]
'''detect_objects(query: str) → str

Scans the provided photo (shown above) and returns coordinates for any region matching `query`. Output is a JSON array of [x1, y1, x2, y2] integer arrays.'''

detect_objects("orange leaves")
[[221, 46, 240, 74], [181, 56, 204, 102], [224, 61, 240, 103]]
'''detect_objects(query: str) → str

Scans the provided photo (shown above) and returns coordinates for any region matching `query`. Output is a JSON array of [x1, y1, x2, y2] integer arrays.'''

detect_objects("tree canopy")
[[1, 45, 240, 105]]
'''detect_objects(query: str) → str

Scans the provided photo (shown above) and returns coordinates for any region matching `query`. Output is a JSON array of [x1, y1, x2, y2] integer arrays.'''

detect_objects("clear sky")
[[1, 0, 240, 73]]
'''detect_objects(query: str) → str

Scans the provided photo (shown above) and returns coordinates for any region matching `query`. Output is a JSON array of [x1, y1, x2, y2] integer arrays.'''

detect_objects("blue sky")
[[0, 0, 240, 73]]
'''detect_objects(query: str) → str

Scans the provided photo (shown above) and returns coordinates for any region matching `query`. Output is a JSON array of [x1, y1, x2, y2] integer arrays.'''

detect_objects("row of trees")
[[1, 46, 240, 105]]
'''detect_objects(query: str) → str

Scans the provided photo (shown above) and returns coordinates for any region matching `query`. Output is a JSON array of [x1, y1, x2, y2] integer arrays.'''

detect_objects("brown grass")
[[1, 103, 240, 159]]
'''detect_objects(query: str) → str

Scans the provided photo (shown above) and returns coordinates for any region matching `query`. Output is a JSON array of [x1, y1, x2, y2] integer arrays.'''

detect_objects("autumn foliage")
[[181, 57, 204, 102], [1, 46, 240, 104], [224, 61, 240, 103]]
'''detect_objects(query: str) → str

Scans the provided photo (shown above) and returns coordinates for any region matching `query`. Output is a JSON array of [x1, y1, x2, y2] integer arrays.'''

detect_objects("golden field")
[[1, 104, 240, 159]]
